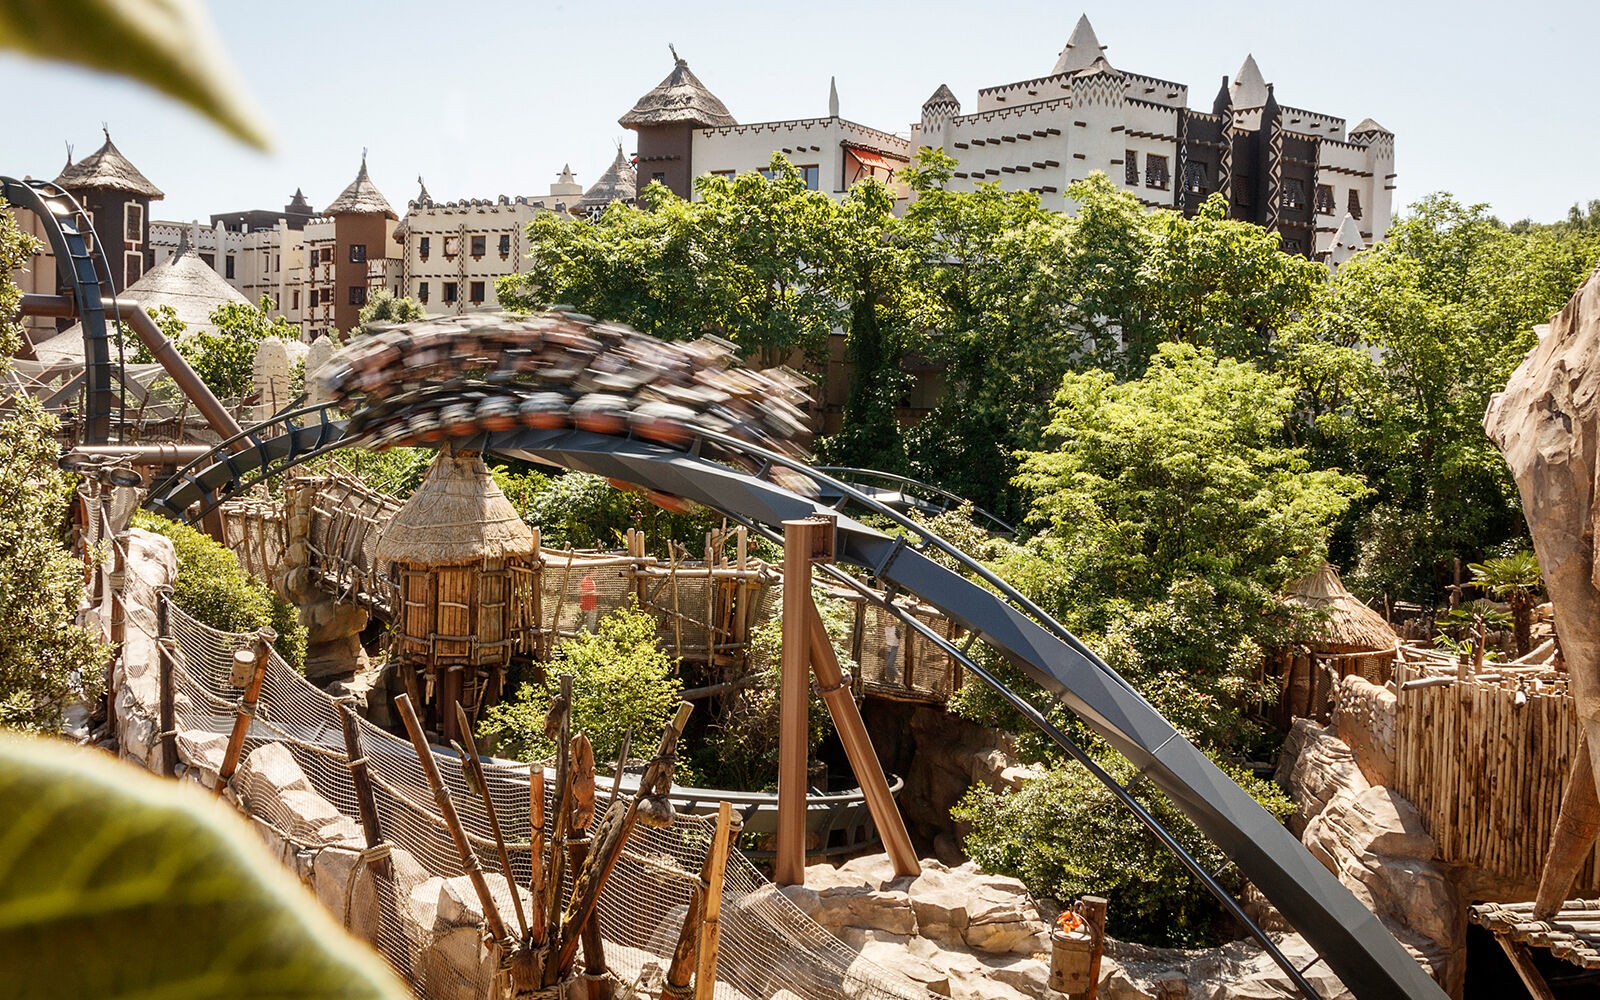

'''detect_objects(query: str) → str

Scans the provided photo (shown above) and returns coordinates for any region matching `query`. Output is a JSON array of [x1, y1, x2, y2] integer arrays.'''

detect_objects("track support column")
[[775, 519, 815, 886]]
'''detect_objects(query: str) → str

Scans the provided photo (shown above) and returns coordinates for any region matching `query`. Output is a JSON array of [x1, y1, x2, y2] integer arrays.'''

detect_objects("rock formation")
[[1484, 265, 1600, 914]]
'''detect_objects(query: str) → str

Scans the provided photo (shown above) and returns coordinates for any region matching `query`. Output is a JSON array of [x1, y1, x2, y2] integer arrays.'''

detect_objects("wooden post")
[[776, 519, 814, 886], [455, 702, 530, 939], [394, 693, 511, 947], [529, 767, 548, 944], [1079, 896, 1108, 1000], [216, 627, 276, 795], [1536, 737, 1600, 919], [805, 596, 919, 878], [694, 801, 735, 1000], [338, 703, 391, 878], [155, 585, 177, 778]]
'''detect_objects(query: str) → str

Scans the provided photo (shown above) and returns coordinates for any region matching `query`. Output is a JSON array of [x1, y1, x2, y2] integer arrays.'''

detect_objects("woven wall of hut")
[[1393, 665, 1600, 890], [219, 495, 287, 584]]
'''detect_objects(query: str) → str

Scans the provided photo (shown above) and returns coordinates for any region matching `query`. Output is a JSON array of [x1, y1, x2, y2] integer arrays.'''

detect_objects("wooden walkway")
[[1470, 899, 1600, 998]]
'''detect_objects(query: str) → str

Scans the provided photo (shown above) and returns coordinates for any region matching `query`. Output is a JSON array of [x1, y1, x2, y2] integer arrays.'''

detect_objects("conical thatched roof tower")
[[1284, 563, 1397, 653], [377, 450, 538, 741]]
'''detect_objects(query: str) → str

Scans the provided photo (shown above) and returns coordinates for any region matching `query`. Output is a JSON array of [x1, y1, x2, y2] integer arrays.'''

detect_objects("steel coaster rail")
[[720, 503, 1321, 997], [138, 405, 1448, 1000], [813, 465, 1017, 535]]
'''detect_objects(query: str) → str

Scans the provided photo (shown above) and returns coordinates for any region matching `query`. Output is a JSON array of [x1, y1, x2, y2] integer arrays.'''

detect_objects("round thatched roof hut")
[[1276, 563, 1398, 723], [377, 449, 538, 741], [1284, 563, 1398, 654]]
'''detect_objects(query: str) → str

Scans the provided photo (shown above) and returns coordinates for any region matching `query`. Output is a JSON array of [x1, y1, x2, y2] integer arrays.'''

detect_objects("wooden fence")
[[1393, 663, 1597, 890]]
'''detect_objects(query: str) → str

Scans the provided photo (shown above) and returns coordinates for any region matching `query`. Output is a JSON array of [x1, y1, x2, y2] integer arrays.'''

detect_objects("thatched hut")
[[375, 449, 538, 741], [1277, 563, 1398, 723]]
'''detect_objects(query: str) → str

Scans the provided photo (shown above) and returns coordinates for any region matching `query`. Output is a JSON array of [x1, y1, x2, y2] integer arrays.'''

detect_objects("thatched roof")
[[578, 147, 637, 212], [1284, 563, 1397, 653], [619, 55, 735, 129], [374, 450, 535, 566], [36, 237, 249, 361], [55, 131, 164, 199], [324, 157, 396, 219]]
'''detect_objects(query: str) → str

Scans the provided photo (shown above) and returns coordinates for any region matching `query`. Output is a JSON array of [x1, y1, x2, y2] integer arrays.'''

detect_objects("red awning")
[[846, 148, 901, 175]]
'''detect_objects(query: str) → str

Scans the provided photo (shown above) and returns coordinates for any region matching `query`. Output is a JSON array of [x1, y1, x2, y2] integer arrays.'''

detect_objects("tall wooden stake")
[[394, 693, 511, 948], [456, 701, 530, 939], [805, 595, 919, 878], [216, 627, 277, 795], [775, 519, 813, 886], [155, 585, 177, 778], [693, 801, 735, 1000]]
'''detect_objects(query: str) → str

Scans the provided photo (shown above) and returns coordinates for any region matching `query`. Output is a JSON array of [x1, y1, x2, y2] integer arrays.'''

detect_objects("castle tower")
[[1211, 76, 1234, 212], [1349, 118, 1395, 242], [1067, 57, 1127, 191], [320, 155, 397, 334], [576, 146, 638, 216], [917, 84, 961, 155], [619, 50, 736, 200], [54, 128, 164, 291], [1052, 14, 1107, 75], [1259, 84, 1283, 233], [550, 164, 583, 198]]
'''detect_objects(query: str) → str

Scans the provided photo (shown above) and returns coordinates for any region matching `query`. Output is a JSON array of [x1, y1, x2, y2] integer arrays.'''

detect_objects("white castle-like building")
[[623, 16, 1394, 261]]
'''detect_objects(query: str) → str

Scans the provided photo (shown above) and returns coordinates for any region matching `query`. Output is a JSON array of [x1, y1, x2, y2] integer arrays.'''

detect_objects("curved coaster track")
[[11, 173, 1446, 1000]]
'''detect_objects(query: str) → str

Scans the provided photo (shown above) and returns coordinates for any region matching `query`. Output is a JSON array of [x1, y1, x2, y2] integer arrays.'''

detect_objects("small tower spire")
[[828, 76, 840, 118]]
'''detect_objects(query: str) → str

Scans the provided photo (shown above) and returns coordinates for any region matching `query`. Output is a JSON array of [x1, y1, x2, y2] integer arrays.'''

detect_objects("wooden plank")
[[1495, 935, 1558, 1000], [694, 801, 735, 1000]]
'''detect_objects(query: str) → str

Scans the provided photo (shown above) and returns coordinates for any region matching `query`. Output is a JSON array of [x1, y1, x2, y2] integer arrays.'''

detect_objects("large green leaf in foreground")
[[0, 733, 407, 999], [0, 0, 269, 148]]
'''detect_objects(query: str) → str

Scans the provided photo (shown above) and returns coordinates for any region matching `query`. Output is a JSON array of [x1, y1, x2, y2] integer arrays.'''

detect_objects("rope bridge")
[[145, 599, 930, 1000]]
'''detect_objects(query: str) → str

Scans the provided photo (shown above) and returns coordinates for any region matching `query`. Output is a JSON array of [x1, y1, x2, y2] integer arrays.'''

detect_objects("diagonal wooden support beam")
[[1536, 734, 1600, 920], [806, 593, 919, 879]]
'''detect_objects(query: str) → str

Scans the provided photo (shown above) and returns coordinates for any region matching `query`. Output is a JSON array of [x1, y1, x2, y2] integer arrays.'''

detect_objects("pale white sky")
[[1, 0, 1594, 226]]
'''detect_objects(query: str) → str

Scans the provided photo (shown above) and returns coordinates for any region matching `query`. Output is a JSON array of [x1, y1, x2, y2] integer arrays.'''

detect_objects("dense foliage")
[[132, 512, 306, 671], [0, 200, 107, 733], [953, 744, 1293, 947], [354, 290, 425, 337], [482, 604, 681, 767], [127, 297, 300, 399]]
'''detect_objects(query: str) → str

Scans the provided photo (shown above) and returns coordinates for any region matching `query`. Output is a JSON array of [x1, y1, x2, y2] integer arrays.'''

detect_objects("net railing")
[[148, 601, 929, 1000]]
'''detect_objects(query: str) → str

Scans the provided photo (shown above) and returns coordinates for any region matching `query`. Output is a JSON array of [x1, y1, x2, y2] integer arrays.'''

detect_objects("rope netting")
[[150, 602, 929, 1000]]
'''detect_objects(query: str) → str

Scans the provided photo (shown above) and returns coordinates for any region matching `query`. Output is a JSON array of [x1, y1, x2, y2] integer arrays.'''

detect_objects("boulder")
[[1277, 719, 1369, 833], [232, 742, 362, 847]]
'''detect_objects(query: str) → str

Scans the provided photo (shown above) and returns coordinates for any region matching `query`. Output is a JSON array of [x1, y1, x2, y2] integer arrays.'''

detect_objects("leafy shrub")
[[133, 513, 306, 671], [0, 200, 107, 733], [483, 603, 680, 766], [690, 589, 848, 792], [497, 468, 717, 556], [953, 744, 1293, 948]]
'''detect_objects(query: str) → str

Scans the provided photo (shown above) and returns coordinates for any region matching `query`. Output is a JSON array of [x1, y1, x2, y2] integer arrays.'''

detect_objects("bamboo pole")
[[216, 627, 277, 796], [394, 693, 511, 946], [805, 594, 918, 879], [775, 519, 813, 887], [455, 702, 530, 939], [694, 801, 736, 1000], [529, 767, 547, 945]]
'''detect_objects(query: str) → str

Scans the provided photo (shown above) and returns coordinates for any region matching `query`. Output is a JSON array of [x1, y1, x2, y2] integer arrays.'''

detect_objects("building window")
[[443, 236, 458, 257], [471, 235, 487, 257], [1284, 237, 1304, 255], [225, 254, 235, 279], [124, 251, 142, 288], [418, 282, 429, 303], [1281, 179, 1305, 211], [123, 202, 143, 244], [1184, 161, 1207, 195], [1315, 184, 1336, 215], [274, 253, 280, 272], [350, 243, 367, 263], [323, 288, 334, 304], [1145, 155, 1170, 190], [652, 172, 666, 185], [470, 281, 485, 304], [443, 281, 458, 304], [318, 246, 333, 265], [709, 169, 735, 179], [292, 290, 300, 310], [1348, 188, 1363, 220], [798, 165, 820, 190], [349, 285, 367, 306], [1232, 177, 1251, 207], [200, 252, 215, 268], [420, 236, 430, 260], [498, 234, 511, 256], [1124, 150, 1139, 187]]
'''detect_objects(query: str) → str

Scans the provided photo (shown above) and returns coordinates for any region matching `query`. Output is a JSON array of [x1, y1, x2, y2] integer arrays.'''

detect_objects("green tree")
[[355, 288, 424, 336], [482, 603, 680, 766], [0, 199, 107, 733], [1469, 550, 1543, 655], [1283, 194, 1600, 601], [132, 512, 306, 672], [152, 296, 300, 399]]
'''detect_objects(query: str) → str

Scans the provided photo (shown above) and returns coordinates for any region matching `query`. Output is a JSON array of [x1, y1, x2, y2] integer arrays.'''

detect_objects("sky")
[[1, 0, 1596, 226]]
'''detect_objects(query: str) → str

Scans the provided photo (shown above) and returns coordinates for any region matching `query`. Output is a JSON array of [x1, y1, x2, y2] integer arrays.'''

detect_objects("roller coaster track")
[[15, 160, 1439, 1000], [141, 410, 1448, 1000]]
